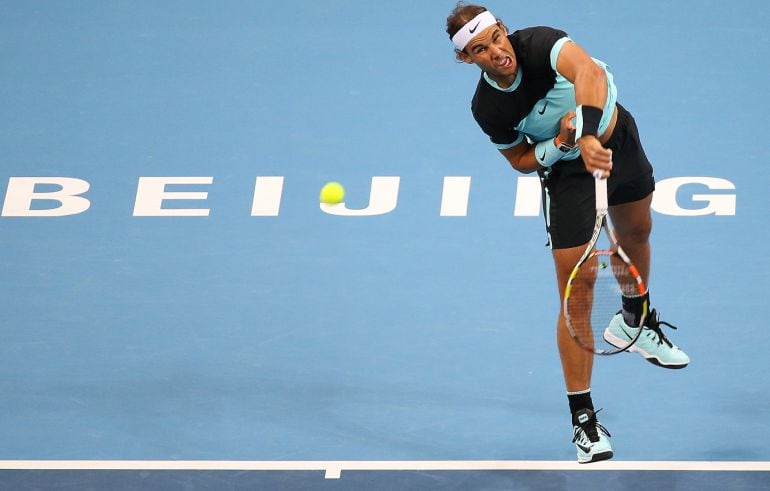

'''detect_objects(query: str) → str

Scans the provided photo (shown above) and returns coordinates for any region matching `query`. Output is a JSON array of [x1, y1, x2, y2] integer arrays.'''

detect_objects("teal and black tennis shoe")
[[603, 309, 690, 368], [572, 408, 613, 464]]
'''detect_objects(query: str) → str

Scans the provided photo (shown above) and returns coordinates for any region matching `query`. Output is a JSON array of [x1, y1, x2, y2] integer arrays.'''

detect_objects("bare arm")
[[556, 41, 607, 112], [499, 112, 577, 174], [499, 141, 540, 174], [555, 41, 613, 175]]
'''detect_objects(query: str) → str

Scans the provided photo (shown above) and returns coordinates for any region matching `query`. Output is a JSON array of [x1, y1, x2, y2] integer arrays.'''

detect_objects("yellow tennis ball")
[[320, 181, 345, 204]]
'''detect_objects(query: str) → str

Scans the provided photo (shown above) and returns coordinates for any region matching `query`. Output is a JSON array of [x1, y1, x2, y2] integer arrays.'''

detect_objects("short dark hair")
[[445, 2, 488, 40]]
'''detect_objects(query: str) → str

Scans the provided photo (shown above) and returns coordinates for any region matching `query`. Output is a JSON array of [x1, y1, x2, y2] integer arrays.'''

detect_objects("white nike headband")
[[451, 11, 498, 51]]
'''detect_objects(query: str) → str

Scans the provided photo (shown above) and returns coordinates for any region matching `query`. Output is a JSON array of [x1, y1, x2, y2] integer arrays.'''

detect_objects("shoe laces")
[[643, 309, 678, 348], [572, 409, 611, 443]]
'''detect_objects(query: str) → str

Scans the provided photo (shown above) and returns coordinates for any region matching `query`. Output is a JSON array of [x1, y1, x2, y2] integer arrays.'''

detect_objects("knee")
[[616, 219, 652, 245]]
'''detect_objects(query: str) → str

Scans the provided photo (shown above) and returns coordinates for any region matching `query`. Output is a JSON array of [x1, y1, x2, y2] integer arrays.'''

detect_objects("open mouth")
[[497, 56, 513, 69]]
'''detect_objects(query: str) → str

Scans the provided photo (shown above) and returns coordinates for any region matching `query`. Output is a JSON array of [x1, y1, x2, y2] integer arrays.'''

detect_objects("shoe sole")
[[603, 329, 689, 369], [578, 450, 614, 464]]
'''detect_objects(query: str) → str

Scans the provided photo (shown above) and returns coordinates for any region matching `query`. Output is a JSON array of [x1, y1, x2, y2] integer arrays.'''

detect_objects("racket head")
[[563, 223, 648, 355]]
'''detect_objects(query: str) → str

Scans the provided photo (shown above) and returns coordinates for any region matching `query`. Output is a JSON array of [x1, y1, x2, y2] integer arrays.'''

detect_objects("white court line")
[[0, 461, 769, 479]]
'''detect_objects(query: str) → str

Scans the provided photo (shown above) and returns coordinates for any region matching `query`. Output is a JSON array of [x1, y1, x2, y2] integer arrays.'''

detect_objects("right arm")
[[498, 112, 577, 174], [499, 141, 541, 174]]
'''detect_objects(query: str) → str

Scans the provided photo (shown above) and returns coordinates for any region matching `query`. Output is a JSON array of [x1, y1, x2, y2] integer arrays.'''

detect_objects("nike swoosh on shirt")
[[468, 21, 481, 33], [538, 101, 548, 115]]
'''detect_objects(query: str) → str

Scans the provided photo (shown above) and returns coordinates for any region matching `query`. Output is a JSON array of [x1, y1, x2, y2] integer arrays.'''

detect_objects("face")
[[461, 23, 517, 85]]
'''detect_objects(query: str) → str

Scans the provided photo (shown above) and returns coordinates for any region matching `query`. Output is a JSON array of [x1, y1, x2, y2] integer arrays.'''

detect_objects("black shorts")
[[539, 103, 655, 249]]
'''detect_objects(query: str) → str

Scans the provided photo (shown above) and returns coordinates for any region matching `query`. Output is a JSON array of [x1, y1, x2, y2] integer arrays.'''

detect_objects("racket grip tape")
[[594, 175, 608, 212]]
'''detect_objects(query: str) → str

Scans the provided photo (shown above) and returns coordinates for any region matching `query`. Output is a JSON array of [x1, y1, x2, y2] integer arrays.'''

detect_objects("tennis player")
[[445, 3, 689, 463]]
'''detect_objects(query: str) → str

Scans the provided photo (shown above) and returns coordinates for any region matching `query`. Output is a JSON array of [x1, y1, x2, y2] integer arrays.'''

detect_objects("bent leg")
[[608, 193, 652, 283]]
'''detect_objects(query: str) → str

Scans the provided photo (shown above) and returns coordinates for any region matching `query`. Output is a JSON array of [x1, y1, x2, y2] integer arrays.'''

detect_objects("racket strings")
[[568, 252, 638, 351]]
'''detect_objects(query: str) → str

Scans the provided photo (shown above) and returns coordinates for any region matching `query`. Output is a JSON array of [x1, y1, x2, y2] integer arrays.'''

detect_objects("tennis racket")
[[563, 172, 648, 355]]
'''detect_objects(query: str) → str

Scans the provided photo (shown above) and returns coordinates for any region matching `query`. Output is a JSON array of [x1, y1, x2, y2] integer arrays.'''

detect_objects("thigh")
[[609, 171, 655, 207], [540, 161, 596, 249], [606, 104, 656, 205], [608, 193, 653, 240], [552, 244, 592, 299]]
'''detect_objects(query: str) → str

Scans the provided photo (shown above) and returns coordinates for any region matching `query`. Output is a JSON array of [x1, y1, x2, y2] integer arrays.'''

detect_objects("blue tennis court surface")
[[1, 0, 768, 489]]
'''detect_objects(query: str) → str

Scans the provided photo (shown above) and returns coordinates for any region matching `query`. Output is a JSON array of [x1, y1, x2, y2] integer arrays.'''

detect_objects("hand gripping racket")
[[563, 172, 648, 355]]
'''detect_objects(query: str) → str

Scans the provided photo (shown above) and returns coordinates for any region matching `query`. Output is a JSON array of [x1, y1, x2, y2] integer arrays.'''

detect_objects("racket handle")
[[594, 173, 608, 212]]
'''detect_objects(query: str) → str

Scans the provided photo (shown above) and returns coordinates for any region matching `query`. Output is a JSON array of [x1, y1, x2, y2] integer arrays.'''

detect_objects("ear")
[[456, 49, 473, 64]]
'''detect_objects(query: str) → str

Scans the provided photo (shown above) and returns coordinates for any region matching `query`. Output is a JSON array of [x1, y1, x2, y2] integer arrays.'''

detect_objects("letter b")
[[2, 177, 91, 217]]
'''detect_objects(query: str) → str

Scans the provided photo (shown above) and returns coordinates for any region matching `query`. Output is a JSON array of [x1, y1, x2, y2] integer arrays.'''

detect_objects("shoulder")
[[469, 76, 524, 147], [470, 78, 506, 133], [510, 26, 569, 58], [510, 26, 569, 45], [471, 75, 494, 117]]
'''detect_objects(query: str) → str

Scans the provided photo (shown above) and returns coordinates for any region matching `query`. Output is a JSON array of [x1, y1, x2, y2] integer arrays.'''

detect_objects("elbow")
[[499, 145, 538, 174], [507, 157, 537, 174], [512, 163, 537, 174], [580, 63, 607, 88], [504, 154, 524, 172]]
